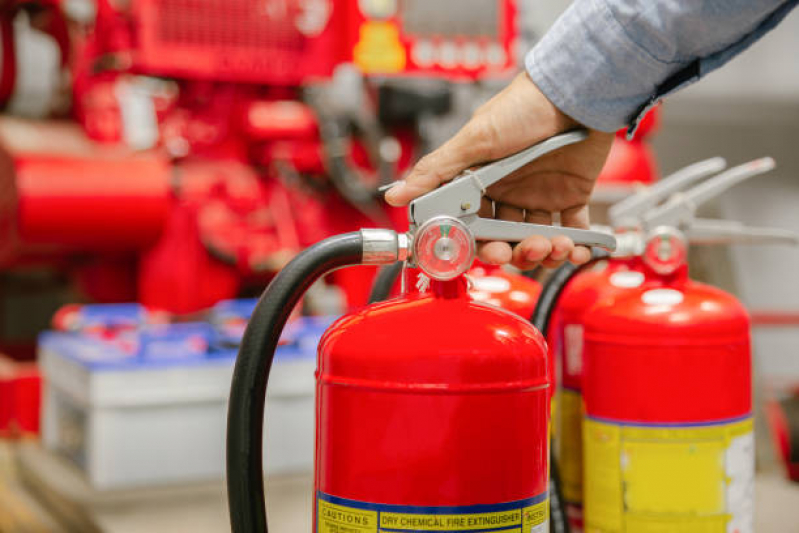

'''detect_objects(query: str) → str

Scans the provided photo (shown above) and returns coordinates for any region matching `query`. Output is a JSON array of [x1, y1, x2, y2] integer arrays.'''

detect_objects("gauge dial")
[[413, 217, 476, 281]]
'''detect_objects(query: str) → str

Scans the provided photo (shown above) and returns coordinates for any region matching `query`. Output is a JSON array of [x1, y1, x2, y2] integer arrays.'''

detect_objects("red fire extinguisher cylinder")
[[316, 275, 550, 512], [581, 232, 754, 532]]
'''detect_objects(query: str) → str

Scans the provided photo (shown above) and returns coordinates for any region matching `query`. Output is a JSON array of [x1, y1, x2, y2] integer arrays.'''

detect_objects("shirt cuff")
[[525, 0, 685, 133]]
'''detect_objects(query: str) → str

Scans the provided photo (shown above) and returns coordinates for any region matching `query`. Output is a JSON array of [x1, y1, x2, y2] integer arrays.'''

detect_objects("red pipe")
[[13, 153, 171, 251]]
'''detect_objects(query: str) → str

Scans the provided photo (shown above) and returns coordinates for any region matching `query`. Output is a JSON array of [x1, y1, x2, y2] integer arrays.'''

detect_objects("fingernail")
[[384, 180, 405, 198], [379, 180, 404, 193]]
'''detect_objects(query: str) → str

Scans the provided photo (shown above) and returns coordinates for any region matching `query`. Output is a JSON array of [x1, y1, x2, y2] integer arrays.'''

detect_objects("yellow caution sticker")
[[317, 492, 548, 532], [318, 499, 378, 532], [584, 416, 754, 533], [556, 388, 584, 506]]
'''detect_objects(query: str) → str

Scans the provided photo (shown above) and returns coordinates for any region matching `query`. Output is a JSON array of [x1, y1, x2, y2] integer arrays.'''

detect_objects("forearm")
[[526, 0, 799, 134]]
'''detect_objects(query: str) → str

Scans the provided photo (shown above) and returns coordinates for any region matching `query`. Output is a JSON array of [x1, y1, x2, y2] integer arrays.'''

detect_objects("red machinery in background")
[[0, 1, 518, 341], [0, 354, 40, 437]]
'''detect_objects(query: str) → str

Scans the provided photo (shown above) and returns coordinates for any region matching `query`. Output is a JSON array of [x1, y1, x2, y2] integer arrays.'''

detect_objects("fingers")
[[525, 209, 553, 226], [541, 235, 574, 268], [560, 205, 589, 229], [560, 204, 591, 265], [479, 236, 584, 270], [477, 241, 513, 265], [385, 121, 495, 207], [496, 204, 525, 222], [570, 246, 592, 265], [479, 204, 593, 269], [510, 235, 552, 270]]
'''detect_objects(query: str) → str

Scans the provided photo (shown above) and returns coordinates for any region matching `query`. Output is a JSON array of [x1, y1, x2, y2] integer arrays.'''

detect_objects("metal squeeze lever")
[[685, 219, 799, 246], [643, 157, 775, 229], [602, 156, 797, 255], [608, 156, 727, 227], [407, 130, 617, 251]]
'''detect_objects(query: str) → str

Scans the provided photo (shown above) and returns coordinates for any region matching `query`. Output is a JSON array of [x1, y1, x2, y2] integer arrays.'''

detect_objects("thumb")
[[385, 120, 496, 207]]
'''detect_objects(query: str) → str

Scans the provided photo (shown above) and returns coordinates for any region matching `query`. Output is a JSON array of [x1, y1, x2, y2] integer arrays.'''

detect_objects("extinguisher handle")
[[408, 130, 587, 224], [685, 218, 799, 246], [406, 129, 617, 252], [643, 157, 776, 229], [608, 156, 727, 227], [465, 217, 617, 250]]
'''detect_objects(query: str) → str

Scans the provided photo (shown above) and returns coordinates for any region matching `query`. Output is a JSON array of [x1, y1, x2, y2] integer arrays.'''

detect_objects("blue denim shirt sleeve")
[[525, 0, 799, 136]]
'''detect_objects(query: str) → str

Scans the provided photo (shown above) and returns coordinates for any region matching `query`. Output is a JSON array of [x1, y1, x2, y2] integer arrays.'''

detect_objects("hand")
[[385, 73, 614, 269]]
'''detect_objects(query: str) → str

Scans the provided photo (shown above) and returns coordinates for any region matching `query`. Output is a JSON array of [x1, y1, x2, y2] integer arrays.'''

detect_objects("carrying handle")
[[465, 216, 617, 250], [407, 130, 616, 251], [609, 157, 727, 227], [408, 130, 588, 225], [643, 157, 775, 229], [458, 129, 589, 190], [685, 218, 799, 246]]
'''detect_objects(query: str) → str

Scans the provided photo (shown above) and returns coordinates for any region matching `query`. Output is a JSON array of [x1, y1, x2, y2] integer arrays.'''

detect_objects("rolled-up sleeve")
[[526, 0, 799, 134]]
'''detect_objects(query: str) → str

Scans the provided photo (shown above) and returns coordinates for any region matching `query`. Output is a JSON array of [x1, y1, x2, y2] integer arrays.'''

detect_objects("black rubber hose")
[[521, 265, 543, 281], [227, 233, 363, 533], [532, 250, 609, 333], [368, 261, 403, 303], [534, 250, 608, 533], [548, 453, 569, 533]]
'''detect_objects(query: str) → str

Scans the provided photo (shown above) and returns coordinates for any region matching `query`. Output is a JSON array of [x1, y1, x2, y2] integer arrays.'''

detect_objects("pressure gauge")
[[358, 0, 397, 19], [643, 227, 688, 275], [412, 216, 476, 281]]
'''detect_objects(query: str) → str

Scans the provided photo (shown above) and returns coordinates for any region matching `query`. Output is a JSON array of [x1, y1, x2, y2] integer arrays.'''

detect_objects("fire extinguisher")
[[225, 130, 616, 532], [546, 156, 730, 530], [581, 228, 753, 532], [537, 157, 798, 532]]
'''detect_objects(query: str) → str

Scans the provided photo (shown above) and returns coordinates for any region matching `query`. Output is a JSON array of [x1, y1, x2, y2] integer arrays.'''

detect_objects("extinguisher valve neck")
[[611, 230, 646, 257], [361, 229, 410, 264], [643, 226, 689, 275]]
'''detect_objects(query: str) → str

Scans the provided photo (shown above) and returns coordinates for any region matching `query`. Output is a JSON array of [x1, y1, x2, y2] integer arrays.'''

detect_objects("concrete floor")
[[11, 441, 799, 532], [95, 474, 799, 533]]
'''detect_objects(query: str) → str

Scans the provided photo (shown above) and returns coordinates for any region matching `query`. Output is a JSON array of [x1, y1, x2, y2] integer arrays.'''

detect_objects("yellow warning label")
[[318, 500, 378, 533], [557, 388, 584, 505], [523, 500, 549, 533], [380, 509, 520, 530], [584, 417, 754, 533], [317, 493, 547, 533]]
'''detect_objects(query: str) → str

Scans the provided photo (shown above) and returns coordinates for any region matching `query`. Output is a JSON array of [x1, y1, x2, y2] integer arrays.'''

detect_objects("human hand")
[[385, 73, 614, 269]]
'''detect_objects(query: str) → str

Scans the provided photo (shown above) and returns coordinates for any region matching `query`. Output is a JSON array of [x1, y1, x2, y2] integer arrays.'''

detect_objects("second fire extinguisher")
[[549, 156, 732, 529], [582, 229, 753, 532], [541, 156, 797, 532]]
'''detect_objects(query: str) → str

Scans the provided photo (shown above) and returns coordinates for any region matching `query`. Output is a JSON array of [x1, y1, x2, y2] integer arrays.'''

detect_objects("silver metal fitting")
[[360, 229, 410, 264], [611, 229, 646, 258], [646, 226, 687, 250]]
